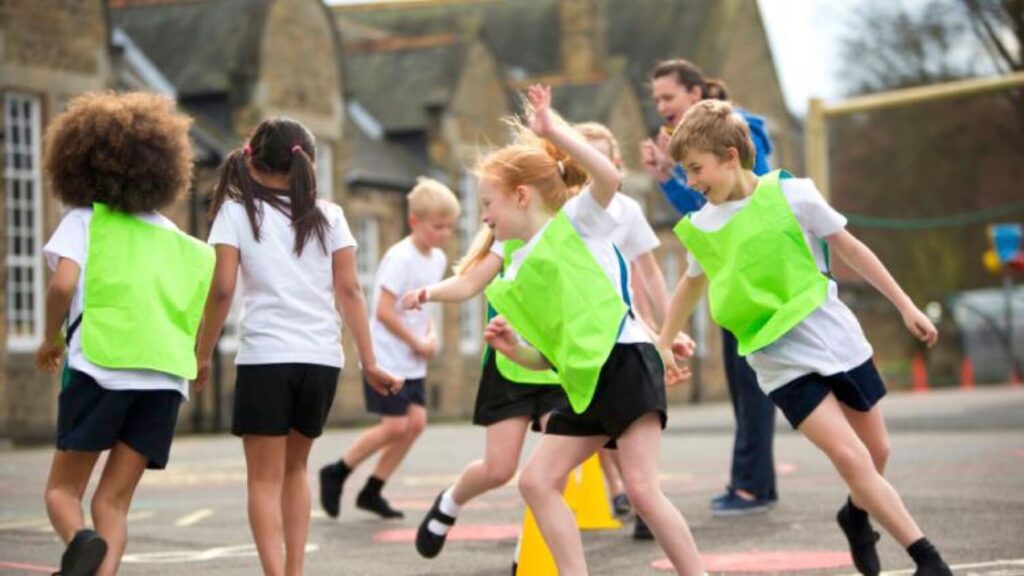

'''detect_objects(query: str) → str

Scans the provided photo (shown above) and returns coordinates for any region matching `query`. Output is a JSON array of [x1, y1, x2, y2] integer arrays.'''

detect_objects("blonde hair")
[[574, 121, 621, 167], [454, 106, 589, 275], [408, 176, 461, 219], [668, 100, 755, 169]]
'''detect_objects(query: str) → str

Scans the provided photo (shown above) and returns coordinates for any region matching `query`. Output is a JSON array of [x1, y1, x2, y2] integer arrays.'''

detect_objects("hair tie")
[[290, 145, 303, 155], [556, 160, 566, 177], [243, 144, 252, 157]]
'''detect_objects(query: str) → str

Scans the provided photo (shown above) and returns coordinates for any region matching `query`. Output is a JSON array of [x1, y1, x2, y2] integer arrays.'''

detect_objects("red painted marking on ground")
[[651, 551, 852, 572], [0, 560, 59, 573], [374, 524, 520, 543]]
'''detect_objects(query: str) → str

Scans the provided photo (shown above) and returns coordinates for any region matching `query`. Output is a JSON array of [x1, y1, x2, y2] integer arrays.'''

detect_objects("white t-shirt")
[[684, 178, 874, 392], [208, 198, 356, 368], [44, 208, 189, 398], [369, 237, 447, 379], [607, 193, 660, 263], [505, 187, 649, 344]]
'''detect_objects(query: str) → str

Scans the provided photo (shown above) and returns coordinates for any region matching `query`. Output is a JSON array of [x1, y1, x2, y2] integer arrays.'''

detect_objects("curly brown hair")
[[43, 91, 194, 213]]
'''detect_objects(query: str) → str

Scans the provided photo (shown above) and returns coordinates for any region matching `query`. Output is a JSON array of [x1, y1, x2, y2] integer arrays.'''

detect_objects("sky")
[[327, 0, 920, 118]]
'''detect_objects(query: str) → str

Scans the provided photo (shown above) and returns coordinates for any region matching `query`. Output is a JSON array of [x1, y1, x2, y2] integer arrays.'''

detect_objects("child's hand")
[[640, 139, 672, 181], [414, 335, 438, 360], [657, 343, 691, 387], [365, 365, 404, 396], [484, 316, 519, 359], [902, 306, 939, 347], [672, 332, 697, 359], [35, 338, 65, 374], [527, 84, 554, 138], [401, 288, 427, 311], [192, 358, 211, 394]]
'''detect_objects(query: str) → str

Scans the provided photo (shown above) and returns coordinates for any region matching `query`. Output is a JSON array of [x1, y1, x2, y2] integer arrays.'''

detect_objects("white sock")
[[427, 488, 460, 536]]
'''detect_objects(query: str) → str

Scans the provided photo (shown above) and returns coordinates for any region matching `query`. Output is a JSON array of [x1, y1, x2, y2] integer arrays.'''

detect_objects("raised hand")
[[527, 84, 554, 138]]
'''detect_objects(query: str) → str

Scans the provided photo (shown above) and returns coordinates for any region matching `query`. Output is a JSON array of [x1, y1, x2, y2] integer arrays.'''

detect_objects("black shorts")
[[545, 343, 667, 448], [473, 351, 568, 432], [233, 363, 339, 438], [57, 370, 182, 470], [364, 376, 426, 416], [768, 359, 887, 429]]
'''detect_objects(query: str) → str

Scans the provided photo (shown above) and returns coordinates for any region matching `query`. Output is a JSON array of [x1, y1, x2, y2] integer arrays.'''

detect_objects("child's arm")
[[35, 258, 80, 373], [634, 252, 671, 327], [483, 316, 552, 371], [656, 273, 708, 385], [401, 253, 503, 310], [193, 245, 239, 392], [333, 247, 404, 394], [528, 84, 621, 208], [826, 229, 938, 346], [377, 288, 434, 359]]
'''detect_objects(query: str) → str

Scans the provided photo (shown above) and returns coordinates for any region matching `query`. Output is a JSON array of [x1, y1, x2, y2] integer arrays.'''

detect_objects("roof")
[[345, 117, 435, 191]]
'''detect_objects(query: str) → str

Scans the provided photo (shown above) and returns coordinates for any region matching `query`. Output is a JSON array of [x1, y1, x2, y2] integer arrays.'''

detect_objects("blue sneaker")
[[709, 488, 734, 507], [710, 491, 773, 517]]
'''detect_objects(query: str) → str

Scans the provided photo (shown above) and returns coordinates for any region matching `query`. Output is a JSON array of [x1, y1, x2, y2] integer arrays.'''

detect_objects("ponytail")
[[454, 226, 496, 276], [287, 145, 328, 257]]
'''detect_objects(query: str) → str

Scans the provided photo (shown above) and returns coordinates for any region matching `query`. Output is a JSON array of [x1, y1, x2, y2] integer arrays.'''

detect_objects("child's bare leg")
[[45, 450, 100, 542], [841, 404, 890, 476], [282, 431, 314, 576], [91, 442, 148, 576], [598, 448, 625, 498], [341, 416, 410, 468], [451, 416, 530, 504], [519, 434, 607, 576], [244, 435, 287, 576], [799, 395, 922, 546], [616, 413, 704, 576], [372, 405, 427, 480]]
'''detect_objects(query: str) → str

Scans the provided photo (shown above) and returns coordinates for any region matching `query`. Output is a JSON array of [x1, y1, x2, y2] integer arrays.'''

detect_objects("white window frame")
[[458, 170, 482, 355], [354, 217, 379, 306], [316, 139, 333, 200], [5, 92, 44, 352]]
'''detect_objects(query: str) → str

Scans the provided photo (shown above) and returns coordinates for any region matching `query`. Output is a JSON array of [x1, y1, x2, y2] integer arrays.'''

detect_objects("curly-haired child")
[[38, 91, 214, 576]]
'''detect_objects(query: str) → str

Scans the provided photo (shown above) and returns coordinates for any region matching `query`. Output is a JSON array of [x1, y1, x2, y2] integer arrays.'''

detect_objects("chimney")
[[560, 0, 606, 81]]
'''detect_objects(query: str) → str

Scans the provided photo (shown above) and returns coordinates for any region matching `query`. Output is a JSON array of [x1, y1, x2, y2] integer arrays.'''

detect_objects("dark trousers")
[[722, 329, 778, 500]]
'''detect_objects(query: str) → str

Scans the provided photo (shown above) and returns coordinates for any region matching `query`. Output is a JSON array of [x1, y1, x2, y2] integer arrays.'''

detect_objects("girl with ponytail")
[[194, 117, 401, 575]]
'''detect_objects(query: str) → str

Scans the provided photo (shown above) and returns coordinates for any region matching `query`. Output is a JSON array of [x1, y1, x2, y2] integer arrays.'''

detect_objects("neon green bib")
[[484, 239, 562, 385], [485, 211, 628, 413], [673, 170, 828, 356], [80, 203, 215, 379]]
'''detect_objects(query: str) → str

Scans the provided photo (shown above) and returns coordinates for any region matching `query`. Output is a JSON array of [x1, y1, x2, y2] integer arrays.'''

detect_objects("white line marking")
[[175, 508, 214, 527]]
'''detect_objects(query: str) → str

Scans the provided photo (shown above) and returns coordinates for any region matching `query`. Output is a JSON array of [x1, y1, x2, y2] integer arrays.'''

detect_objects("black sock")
[[362, 475, 385, 496], [847, 496, 869, 523], [907, 537, 941, 565]]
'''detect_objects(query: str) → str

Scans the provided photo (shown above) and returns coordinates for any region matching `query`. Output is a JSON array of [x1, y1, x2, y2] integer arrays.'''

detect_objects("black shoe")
[[59, 529, 107, 576], [356, 488, 404, 519], [319, 464, 345, 518], [612, 493, 632, 516], [632, 515, 654, 540], [416, 491, 457, 558], [837, 502, 881, 576]]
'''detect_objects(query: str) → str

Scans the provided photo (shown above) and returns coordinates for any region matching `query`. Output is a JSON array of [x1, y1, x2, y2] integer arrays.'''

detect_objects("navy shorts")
[[364, 376, 426, 416], [545, 343, 667, 449], [768, 359, 887, 429], [473, 350, 567, 432], [233, 363, 339, 438], [57, 370, 182, 470]]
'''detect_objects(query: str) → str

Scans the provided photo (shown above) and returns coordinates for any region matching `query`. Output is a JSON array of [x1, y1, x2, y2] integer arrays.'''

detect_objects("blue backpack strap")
[[614, 246, 635, 339]]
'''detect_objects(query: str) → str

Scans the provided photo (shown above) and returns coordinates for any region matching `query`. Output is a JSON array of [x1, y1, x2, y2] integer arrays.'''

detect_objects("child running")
[[38, 91, 212, 576], [318, 177, 459, 520], [480, 85, 704, 576], [657, 99, 951, 576], [194, 118, 401, 576]]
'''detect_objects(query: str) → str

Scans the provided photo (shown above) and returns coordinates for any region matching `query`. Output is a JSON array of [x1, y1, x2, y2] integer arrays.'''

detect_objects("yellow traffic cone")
[[515, 507, 558, 576], [568, 454, 621, 531]]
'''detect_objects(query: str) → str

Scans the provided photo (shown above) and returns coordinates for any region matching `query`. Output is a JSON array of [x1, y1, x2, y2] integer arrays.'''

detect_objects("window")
[[458, 171, 482, 354], [5, 93, 44, 351], [354, 217, 379, 305], [316, 140, 333, 200]]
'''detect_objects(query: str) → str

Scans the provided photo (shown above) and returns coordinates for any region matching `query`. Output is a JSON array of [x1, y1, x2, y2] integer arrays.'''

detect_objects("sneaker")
[[356, 488, 404, 519], [318, 464, 345, 518], [837, 501, 881, 576], [709, 488, 734, 508], [632, 515, 654, 540], [58, 529, 107, 576], [710, 491, 773, 517], [416, 491, 457, 558], [612, 493, 632, 516]]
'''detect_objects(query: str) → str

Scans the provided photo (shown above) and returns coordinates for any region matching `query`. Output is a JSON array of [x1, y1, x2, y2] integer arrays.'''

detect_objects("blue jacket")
[[660, 109, 774, 215]]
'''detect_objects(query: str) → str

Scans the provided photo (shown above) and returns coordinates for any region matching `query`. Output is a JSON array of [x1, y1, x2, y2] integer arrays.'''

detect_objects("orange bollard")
[[960, 357, 975, 390], [912, 353, 930, 393]]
